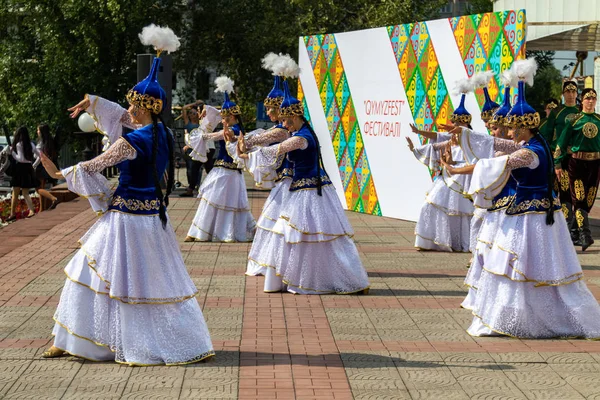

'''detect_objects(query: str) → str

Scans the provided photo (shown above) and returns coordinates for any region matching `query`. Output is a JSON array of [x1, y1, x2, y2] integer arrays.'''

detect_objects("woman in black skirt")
[[7, 127, 39, 221], [35, 124, 59, 210]]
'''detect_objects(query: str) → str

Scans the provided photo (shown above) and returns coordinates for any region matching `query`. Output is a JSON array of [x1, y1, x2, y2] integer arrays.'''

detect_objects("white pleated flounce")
[[414, 174, 474, 252], [186, 167, 256, 242], [53, 212, 214, 365], [248, 185, 370, 294], [245, 179, 292, 276], [462, 211, 600, 339]]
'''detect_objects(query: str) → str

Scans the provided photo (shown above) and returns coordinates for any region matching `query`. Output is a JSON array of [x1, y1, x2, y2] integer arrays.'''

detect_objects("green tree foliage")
[[0, 0, 183, 133], [0, 0, 447, 134], [526, 50, 562, 113]]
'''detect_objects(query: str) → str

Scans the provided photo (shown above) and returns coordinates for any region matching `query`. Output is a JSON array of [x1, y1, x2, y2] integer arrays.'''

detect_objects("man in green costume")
[[555, 88, 600, 251]]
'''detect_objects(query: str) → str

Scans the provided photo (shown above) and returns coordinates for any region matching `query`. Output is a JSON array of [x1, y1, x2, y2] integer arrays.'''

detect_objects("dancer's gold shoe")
[[41, 346, 65, 358], [184, 236, 195, 242]]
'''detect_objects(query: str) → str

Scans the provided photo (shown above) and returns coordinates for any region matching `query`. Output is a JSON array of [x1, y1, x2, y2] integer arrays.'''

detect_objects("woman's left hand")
[[440, 158, 456, 175], [40, 153, 64, 179]]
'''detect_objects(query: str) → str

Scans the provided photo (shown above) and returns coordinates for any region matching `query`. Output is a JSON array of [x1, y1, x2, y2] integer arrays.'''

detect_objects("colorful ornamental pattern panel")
[[300, 34, 382, 216], [386, 11, 526, 136], [450, 10, 526, 110], [387, 22, 453, 137]]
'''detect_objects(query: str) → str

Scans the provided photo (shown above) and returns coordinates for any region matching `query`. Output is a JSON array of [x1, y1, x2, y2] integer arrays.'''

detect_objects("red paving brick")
[[2, 186, 600, 399]]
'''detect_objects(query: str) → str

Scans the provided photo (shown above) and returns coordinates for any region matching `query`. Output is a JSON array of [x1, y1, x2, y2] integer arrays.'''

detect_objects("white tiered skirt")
[[186, 167, 256, 242], [248, 185, 370, 294], [245, 178, 292, 276], [52, 211, 214, 365], [414, 175, 474, 252], [462, 211, 600, 339]]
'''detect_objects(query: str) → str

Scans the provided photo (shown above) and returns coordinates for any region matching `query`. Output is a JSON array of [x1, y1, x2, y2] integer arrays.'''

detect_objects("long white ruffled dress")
[[51, 103, 213, 364], [225, 124, 293, 276], [244, 124, 370, 294], [185, 117, 256, 242], [412, 134, 474, 252], [461, 130, 600, 338]]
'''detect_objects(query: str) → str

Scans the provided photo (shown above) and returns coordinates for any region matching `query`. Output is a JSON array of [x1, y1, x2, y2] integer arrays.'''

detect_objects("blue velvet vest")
[[505, 135, 560, 215], [214, 124, 242, 171], [109, 123, 170, 216], [488, 175, 517, 212], [287, 125, 332, 191]]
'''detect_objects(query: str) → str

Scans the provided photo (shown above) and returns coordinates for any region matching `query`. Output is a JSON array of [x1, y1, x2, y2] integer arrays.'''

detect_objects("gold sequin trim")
[[506, 197, 560, 214], [214, 159, 241, 170], [583, 122, 599, 139], [560, 172, 570, 192], [506, 112, 541, 129], [576, 209, 585, 228], [280, 102, 304, 118], [111, 195, 161, 212], [449, 113, 472, 124], [290, 174, 332, 190], [588, 187, 597, 208], [583, 91, 597, 100], [574, 179, 585, 200], [553, 147, 562, 159], [561, 203, 569, 219], [126, 90, 163, 115]]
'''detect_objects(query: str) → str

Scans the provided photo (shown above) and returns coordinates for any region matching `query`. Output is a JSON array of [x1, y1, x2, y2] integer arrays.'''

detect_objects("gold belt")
[[572, 151, 600, 160]]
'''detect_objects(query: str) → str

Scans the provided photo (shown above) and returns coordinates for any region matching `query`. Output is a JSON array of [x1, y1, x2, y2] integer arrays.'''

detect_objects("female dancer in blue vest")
[[39, 25, 214, 363], [185, 77, 256, 242], [450, 58, 600, 338], [239, 77, 369, 294]]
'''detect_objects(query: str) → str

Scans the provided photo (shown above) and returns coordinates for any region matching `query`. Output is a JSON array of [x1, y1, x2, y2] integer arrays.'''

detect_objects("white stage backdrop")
[[298, 9, 526, 221]]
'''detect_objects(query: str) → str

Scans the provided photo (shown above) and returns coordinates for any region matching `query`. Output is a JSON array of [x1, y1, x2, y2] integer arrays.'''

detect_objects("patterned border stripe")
[[300, 34, 382, 216]]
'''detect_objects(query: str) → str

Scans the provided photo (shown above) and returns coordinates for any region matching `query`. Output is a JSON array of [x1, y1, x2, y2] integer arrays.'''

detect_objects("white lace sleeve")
[[507, 148, 539, 170], [245, 127, 290, 149], [278, 136, 308, 153], [80, 138, 137, 174], [458, 127, 495, 164], [86, 95, 137, 151], [493, 137, 522, 154]]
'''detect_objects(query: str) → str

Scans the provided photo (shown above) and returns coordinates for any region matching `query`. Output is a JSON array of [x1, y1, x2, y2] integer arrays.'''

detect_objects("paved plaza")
[[1, 184, 600, 400]]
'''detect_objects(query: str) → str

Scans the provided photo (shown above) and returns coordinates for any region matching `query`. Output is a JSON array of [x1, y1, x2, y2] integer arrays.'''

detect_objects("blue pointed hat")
[[481, 88, 501, 122], [489, 85, 512, 127], [127, 24, 180, 115], [449, 78, 473, 125], [279, 80, 304, 118], [126, 57, 166, 114], [506, 58, 540, 129], [264, 76, 284, 108], [449, 94, 472, 125], [215, 76, 241, 117], [506, 81, 540, 129]]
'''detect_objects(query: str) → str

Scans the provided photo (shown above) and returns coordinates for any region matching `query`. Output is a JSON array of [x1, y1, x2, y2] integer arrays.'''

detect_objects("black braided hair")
[[301, 116, 326, 196], [534, 128, 555, 226], [158, 114, 175, 210], [150, 113, 168, 228]]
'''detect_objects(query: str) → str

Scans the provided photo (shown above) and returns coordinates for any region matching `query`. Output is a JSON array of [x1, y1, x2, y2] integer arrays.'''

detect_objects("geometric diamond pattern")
[[387, 10, 526, 140], [387, 22, 453, 143], [300, 34, 382, 216], [450, 10, 526, 107]]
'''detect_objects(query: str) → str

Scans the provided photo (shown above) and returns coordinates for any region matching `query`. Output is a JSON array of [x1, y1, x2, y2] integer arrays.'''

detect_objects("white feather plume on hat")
[[139, 24, 181, 54], [261, 52, 279, 72], [501, 68, 518, 88], [214, 76, 235, 94], [452, 77, 474, 96], [510, 58, 537, 87], [272, 54, 300, 78], [471, 70, 495, 88]]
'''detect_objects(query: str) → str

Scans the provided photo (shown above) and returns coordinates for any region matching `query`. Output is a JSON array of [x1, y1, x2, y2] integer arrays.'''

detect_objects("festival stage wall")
[[298, 10, 526, 222]]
